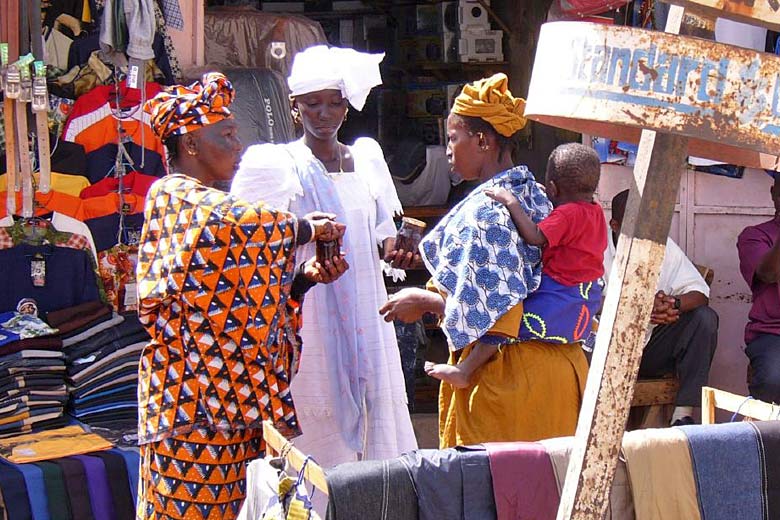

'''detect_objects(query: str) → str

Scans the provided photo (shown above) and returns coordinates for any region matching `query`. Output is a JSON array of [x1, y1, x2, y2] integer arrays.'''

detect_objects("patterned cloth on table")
[[136, 174, 303, 518], [0, 313, 58, 347], [419, 165, 552, 350], [139, 426, 263, 520]]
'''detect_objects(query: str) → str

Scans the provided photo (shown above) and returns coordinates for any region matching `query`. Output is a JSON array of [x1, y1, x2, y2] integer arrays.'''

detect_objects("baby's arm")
[[485, 188, 548, 247]]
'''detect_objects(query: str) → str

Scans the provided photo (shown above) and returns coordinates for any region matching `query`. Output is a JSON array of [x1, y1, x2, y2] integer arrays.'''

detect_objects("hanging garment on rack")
[[241, 456, 321, 520], [0, 172, 89, 198], [96, 244, 138, 313], [538, 436, 635, 520], [79, 171, 157, 198], [0, 212, 97, 263], [751, 421, 780, 518], [99, 0, 155, 66], [0, 190, 147, 222], [621, 428, 700, 520], [678, 422, 764, 520], [325, 458, 416, 520], [62, 82, 166, 183], [398, 447, 496, 520], [84, 213, 145, 252], [484, 442, 559, 520], [0, 244, 101, 314]]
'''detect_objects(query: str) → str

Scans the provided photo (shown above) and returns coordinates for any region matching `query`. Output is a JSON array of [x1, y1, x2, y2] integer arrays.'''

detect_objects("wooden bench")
[[628, 264, 713, 429]]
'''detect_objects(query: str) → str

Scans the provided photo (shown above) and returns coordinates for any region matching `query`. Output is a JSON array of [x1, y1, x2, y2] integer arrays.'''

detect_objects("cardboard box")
[[458, 28, 503, 62]]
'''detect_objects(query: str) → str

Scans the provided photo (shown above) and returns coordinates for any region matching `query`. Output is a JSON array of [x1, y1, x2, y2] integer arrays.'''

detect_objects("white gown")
[[232, 138, 418, 470]]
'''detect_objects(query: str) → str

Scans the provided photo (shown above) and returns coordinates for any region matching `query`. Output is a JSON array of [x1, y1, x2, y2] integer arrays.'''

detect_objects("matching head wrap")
[[144, 72, 235, 142], [287, 45, 384, 111], [452, 73, 527, 137]]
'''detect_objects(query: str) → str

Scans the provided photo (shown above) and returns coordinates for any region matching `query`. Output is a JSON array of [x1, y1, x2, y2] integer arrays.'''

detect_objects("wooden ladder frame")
[[701, 386, 780, 424], [262, 420, 329, 496]]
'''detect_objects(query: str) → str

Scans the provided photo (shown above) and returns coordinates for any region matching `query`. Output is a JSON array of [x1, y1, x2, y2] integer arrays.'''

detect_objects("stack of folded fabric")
[[0, 312, 69, 436], [60, 308, 148, 431]]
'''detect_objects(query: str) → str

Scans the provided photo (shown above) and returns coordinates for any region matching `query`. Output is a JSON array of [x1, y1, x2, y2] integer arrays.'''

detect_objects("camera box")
[[458, 28, 503, 62]]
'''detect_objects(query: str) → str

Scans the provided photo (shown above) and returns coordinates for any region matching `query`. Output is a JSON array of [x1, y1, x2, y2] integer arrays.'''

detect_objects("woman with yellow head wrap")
[[380, 74, 588, 448], [136, 73, 347, 520]]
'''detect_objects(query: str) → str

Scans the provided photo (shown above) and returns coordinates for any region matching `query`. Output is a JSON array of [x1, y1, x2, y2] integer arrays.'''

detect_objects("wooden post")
[[557, 6, 702, 519], [702, 387, 715, 425]]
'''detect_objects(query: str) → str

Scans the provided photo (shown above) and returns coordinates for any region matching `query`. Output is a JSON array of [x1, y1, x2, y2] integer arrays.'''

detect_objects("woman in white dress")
[[231, 45, 418, 469]]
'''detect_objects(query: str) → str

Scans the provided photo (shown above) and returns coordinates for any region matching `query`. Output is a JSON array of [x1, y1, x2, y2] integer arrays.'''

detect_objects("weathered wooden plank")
[[558, 8, 707, 519], [557, 130, 688, 520], [631, 378, 680, 407], [662, 0, 780, 32], [525, 21, 780, 169]]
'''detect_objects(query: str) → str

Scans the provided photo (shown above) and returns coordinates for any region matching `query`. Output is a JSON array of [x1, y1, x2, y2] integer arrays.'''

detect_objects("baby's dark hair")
[[546, 143, 601, 196], [455, 114, 516, 160]]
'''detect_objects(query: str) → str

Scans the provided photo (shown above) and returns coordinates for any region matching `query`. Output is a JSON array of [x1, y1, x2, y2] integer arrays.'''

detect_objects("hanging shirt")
[[0, 214, 98, 263], [0, 244, 101, 314], [79, 171, 158, 199], [84, 213, 145, 252], [63, 82, 166, 182], [0, 191, 146, 222], [0, 172, 90, 198]]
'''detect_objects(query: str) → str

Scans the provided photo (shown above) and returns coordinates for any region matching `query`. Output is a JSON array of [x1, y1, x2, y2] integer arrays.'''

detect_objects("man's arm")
[[753, 240, 780, 284]]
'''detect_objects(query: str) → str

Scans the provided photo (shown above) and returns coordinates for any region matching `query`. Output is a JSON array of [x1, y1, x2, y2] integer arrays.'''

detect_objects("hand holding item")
[[306, 211, 346, 243], [384, 217, 426, 269], [303, 254, 350, 284], [379, 287, 444, 323]]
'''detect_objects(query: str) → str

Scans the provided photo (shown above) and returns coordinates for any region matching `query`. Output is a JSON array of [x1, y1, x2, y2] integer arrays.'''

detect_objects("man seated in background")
[[604, 189, 719, 426], [737, 173, 780, 404]]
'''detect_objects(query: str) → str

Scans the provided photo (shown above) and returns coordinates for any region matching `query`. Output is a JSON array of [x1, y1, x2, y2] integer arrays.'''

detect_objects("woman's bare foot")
[[424, 361, 470, 389]]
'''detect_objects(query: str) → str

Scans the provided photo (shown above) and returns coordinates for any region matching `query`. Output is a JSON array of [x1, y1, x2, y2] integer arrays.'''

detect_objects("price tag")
[[124, 282, 138, 309], [127, 63, 140, 89], [30, 254, 46, 287]]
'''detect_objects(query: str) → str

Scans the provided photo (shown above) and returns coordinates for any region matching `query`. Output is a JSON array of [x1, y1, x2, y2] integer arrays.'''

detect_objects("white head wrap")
[[287, 45, 385, 111]]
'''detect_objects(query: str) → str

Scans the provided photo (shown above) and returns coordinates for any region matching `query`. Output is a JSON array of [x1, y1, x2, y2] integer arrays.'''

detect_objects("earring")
[[291, 107, 302, 124], [187, 149, 197, 156]]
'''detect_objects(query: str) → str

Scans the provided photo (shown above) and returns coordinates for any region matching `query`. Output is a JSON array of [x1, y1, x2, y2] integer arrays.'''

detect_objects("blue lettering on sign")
[[557, 38, 780, 139]]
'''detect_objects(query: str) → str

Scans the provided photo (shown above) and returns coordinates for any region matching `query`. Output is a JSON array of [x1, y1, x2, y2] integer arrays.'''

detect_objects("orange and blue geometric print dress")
[[135, 174, 304, 520]]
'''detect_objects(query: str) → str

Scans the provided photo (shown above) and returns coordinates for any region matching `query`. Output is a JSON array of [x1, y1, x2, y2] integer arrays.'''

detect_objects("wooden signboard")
[[662, 0, 780, 31], [525, 22, 780, 169]]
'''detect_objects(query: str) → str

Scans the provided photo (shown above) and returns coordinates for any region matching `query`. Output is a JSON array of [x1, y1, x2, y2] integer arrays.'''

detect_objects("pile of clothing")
[[61, 305, 147, 430], [0, 313, 69, 436]]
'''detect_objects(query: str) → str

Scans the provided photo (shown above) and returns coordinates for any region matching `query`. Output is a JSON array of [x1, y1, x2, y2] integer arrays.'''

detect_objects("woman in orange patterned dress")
[[136, 73, 347, 520]]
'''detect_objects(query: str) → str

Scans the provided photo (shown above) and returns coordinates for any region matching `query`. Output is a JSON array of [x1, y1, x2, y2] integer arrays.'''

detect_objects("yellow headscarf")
[[452, 73, 527, 137]]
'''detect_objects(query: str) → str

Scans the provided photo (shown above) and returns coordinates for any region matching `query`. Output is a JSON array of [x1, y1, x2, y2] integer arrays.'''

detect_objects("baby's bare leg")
[[424, 342, 499, 388]]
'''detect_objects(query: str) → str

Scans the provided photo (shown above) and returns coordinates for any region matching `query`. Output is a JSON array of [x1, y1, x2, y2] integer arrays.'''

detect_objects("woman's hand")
[[305, 212, 346, 242], [383, 237, 421, 270], [379, 288, 444, 323], [303, 255, 349, 284]]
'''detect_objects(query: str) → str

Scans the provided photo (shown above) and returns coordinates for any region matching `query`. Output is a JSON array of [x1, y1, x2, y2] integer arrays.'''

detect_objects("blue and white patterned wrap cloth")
[[419, 165, 552, 350]]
